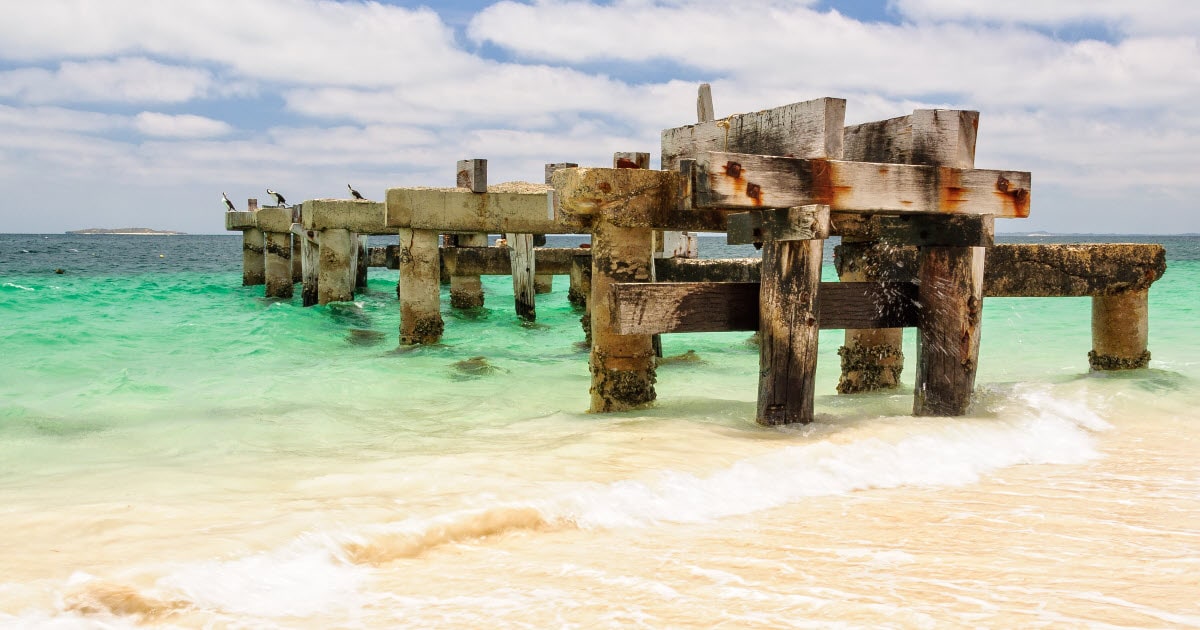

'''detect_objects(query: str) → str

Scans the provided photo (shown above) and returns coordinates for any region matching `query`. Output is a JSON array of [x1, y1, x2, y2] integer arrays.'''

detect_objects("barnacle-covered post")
[[552, 166, 677, 412], [257, 205, 294, 299], [227, 198, 264, 286]]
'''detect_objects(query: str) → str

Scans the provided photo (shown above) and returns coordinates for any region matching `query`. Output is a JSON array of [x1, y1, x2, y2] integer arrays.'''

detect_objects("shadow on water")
[[345, 328, 387, 346], [327, 302, 373, 329], [448, 307, 492, 322], [1083, 367, 1196, 394]]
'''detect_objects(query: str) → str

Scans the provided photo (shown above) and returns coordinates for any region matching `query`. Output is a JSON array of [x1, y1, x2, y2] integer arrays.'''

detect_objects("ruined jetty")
[[226, 85, 1166, 424]]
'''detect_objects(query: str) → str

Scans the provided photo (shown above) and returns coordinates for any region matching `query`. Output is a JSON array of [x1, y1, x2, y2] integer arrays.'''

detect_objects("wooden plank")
[[843, 110, 978, 166], [655, 257, 759, 282], [727, 205, 831, 245], [831, 212, 994, 246], [551, 166, 729, 230], [693, 152, 1031, 218], [387, 183, 567, 233], [661, 97, 846, 169], [610, 282, 918, 335], [442, 246, 586, 276]]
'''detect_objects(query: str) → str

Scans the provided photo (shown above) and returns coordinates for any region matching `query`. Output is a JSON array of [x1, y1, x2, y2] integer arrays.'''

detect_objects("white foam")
[[3, 283, 34, 291]]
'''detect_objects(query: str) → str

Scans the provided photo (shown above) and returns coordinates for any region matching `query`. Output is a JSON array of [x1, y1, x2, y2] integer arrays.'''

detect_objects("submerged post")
[[1090, 289, 1150, 370], [317, 228, 354, 304], [398, 228, 443, 344]]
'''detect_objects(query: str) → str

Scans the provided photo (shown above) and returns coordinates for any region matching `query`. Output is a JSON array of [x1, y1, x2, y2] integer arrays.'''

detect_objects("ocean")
[[0, 233, 1197, 628]]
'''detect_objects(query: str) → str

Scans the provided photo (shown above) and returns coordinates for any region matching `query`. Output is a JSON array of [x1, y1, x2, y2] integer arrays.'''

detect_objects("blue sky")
[[0, 0, 1197, 234]]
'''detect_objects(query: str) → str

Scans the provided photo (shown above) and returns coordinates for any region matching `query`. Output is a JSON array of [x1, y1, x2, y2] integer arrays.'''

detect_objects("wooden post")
[[1090, 289, 1150, 370], [317, 228, 355, 305], [590, 220, 656, 412], [451, 159, 488, 309], [697, 83, 715, 123], [398, 228, 443, 344], [568, 252, 590, 309], [300, 228, 319, 307], [355, 234, 368, 290], [291, 233, 303, 284], [506, 232, 536, 320], [263, 231, 293, 298], [754, 206, 829, 425], [912, 111, 985, 416], [914, 246, 985, 415]]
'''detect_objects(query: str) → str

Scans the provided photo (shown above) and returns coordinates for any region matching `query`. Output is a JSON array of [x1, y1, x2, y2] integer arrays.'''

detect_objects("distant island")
[[66, 228, 186, 235]]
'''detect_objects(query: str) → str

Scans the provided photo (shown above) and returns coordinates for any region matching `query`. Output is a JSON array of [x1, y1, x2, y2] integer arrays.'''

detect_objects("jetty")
[[225, 85, 1166, 424]]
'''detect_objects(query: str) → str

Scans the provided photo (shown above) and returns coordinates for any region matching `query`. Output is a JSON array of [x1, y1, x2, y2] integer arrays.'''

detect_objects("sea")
[[0, 233, 1197, 629]]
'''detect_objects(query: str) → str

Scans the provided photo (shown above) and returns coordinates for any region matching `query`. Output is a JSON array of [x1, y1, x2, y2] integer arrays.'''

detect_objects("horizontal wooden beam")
[[442, 247, 589, 276], [610, 281, 918, 335], [831, 212, 994, 246], [843, 110, 978, 167], [387, 182, 570, 233], [662, 97, 846, 169], [655, 257, 760, 282], [551, 167, 729, 230], [693, 152, 1031, 218], [727, 205, 831, 245]]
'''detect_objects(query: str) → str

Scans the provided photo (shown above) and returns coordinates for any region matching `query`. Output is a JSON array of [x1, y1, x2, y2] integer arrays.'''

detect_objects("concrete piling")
[[1090, 289, 1151, 370], [398, 227, 444, 344], [317, 228, 355, 304]]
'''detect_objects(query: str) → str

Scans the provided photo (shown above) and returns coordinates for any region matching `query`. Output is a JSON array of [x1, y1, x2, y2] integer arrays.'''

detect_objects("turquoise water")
[[1, 233, 1197, 627]]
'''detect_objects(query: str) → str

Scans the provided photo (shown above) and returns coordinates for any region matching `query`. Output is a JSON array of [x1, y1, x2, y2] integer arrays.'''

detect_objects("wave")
[[45, 384, 1107, 621]]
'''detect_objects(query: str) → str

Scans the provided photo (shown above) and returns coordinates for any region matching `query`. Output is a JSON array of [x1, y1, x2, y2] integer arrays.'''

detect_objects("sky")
[[1, 0, 1197, 234]]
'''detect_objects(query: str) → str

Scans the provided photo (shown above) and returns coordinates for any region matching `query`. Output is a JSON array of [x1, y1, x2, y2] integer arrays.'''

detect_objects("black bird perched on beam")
[[348, 184, 365, 200], [222, 192, 236, 212], [266, 189, 287, 206]]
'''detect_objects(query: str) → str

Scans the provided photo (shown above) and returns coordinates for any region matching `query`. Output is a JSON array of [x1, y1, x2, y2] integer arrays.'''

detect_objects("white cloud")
[[134, 112, 232, 138], [891, 0, 1200, 36], [0, 58, 216, 104]]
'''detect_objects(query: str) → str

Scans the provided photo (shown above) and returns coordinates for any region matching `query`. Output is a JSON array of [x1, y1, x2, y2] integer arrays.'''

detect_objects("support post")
[[1090, 289, 1150, 370], [590, 221, 656, 412], [301, 229, 319, 307], [450, 233, 488, 309], [242, 227, 264, 286], [452, 159, 489, 309], [317, 228, 354, 305], [612, 151, 662, 358], [506, 232, 536, 320], [291, 233, 303, 283], [264, 231, 293, 299], [836, 242, 906, 393], [756, 206, 828, 425], [914, 246, 985, 415], [570, 251, 593, 344], [398, 228, 443, 344], [355, 234, 368, 290]]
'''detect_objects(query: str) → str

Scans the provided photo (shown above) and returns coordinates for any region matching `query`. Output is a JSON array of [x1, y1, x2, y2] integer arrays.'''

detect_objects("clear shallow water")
[[0, 233, 1197, 628]]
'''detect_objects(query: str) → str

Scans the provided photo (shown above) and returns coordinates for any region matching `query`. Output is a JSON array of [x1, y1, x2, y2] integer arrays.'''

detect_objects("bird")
[[222, 192, 236, 212], [266, 189, 287, 206], [348, 184, 364, 200]]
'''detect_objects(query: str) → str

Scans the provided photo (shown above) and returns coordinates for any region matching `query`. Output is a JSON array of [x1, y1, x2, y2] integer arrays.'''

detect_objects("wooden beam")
[[661, 97, 846, 170], [456, 159, 487, 193], [843, 110, 978, 167], [693, 152, 1031, 218], [609, 281, 919, 335], [696, 83, 715, 123], [757, 238, 823, 425], [727, 205, 831, 245], [442, 246, 588, 276], [831, 212, 994, 247]]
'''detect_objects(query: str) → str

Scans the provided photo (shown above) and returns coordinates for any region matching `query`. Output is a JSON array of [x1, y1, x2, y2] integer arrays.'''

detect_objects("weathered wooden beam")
[[551, 167, 729, 231], [386, 184, 566, 233], [609, 281, 919, 335], [727, 205, 831, 245], [441, 246, 588, 276], [844, 110, 978, 167], [831, 213, 994, 247], [693, 152, 1031, 218], [662, 97, 846, 170], [696, 83, 714, 123], [655, 257, 760, 282]]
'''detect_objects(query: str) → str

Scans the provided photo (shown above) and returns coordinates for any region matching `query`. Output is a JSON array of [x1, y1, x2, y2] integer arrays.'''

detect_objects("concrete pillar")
[[317, 228, 354, 305], [836, 241, 906, 393], [398, 228, 443, 344], [242, 228, 265, 286], [1090, 289, 1150, 370], [589, 221, 656, 412], [264, 231, 293, 299], [450, 233, 488, 309]]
